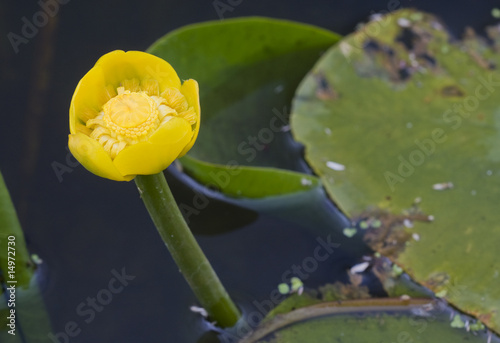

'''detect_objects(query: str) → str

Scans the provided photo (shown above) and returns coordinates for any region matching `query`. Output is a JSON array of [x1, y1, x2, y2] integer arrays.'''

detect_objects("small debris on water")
[[350, 262, 370, 274], [397, 18, 411, 27], [412, 233, 420, 241], [31, 254, 43, 264], [343, 227, 357, 238], [450, 314, 465, 328], [432, 182, 453, 190], [324, 127, 332, 135], [278, 283, 290, 295], [190, 306, 208, 318], [392, 264, 403, 276], [492, 8, 500, 18], [486, 170, 493, 176], [326, 161, 345, 171], [278, 277, 304, 295], [280, 124, 291, 132], [291, 277, 304, 292], [274, 85, 284, 93]]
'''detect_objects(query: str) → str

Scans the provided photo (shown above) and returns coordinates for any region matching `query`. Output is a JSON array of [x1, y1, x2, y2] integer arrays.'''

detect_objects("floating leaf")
[[241, 299, 494, 343], [0, 172, 52, 341], [292, 9, 500, 333]]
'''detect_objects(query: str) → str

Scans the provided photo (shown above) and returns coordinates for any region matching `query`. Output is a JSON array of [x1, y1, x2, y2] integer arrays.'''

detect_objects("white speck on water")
[[398, 18, 411, 27], [494, 270, 499, 278], [326, 161, 345, 171], [432, 182, 453, 191], [487, 170, 493, 176], [471, 190, 477, 196], [369, 13, 383, 22], [190, 306, 208, 317], [431, 21, 444, 31], [324, 127, 332, 135], [403, 219, 413, 228], [31, 254, 43, 264], [274, 85, 284, 93], [350, 262, 370, 274], [412, 233, 420, 241], [406, 122, 413, 128], [343, 227, 357, 238], [414, 197, 422, 204], [280, 124, 291, 132], [428, 215, 435, 221], [301, 178, 313, 186]]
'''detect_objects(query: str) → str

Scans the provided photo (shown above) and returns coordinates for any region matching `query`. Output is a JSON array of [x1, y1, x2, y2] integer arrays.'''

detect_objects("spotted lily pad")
[[291, 9, 500, 333]]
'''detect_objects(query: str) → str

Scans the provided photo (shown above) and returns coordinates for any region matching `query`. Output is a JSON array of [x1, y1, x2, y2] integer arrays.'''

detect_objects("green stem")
[[135, 172, 240, 327]]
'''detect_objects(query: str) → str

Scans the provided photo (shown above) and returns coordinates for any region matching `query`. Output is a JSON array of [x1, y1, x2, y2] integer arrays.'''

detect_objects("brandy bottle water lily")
[[68, 50, 240, 327]]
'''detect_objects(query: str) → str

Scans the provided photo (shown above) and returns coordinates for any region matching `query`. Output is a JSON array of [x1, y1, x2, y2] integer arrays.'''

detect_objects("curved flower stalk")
[[68, 51, 240, 327]]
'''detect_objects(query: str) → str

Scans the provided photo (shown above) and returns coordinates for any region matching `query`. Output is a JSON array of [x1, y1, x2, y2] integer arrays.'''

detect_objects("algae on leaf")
[[291, 9, 500, 333]]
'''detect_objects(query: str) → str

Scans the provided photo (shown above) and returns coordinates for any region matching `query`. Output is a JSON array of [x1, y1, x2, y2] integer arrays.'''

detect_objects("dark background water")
[[1, 0, 499, 342]]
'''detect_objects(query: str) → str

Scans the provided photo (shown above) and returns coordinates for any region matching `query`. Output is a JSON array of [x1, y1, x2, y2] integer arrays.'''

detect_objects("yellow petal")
[[178, 79, 200, 157], [113, 117, 192, 176], [68, 133, 134, 181], [69, 65, 108, 134], [96, 50, 181, 91]]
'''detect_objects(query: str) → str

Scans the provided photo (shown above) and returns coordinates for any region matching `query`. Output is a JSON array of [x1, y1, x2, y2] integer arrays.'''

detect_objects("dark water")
[[2, 1, 499, 342]]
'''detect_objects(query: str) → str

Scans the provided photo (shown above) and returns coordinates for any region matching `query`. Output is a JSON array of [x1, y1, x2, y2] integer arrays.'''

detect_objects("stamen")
[[141, 79, 160, 96], [179, 107, 197, 125], [121, 79, 141, 92], [160, 88, 189, 112], [86, 84, 195, 159]]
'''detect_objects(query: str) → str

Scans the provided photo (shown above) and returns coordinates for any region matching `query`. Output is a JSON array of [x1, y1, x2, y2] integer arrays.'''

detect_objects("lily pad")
[[147, 17, 340, 198], [291, 9, 500, 333], [0, 172, 52, 341], [179, 155, 318, 198], [0, 171, 32, 287], [240, 299, 495, 343]]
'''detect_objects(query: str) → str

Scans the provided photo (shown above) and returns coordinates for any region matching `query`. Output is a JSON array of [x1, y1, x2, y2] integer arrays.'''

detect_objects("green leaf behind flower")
[[148, 17, 340, 198]]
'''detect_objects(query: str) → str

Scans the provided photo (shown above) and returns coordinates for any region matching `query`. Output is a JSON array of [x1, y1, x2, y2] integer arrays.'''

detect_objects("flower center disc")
[[105, 92, 153, 128]]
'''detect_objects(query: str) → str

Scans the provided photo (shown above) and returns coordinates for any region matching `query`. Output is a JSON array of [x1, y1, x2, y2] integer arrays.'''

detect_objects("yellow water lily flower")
[[68, 50, 200, 181]]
